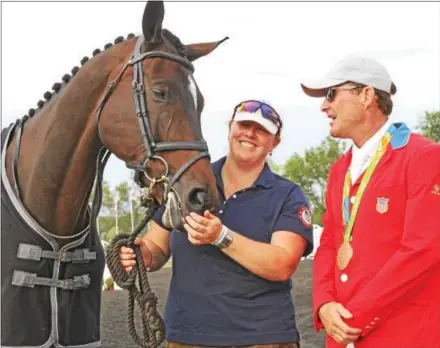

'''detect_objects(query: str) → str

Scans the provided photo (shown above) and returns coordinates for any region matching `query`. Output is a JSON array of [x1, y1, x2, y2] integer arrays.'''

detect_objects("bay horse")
[[1, 1, 226, 347]]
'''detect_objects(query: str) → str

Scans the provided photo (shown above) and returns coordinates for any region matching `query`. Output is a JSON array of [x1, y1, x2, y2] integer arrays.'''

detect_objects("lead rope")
[[89, 147, 165, 348], [105, 189, 165, 348]]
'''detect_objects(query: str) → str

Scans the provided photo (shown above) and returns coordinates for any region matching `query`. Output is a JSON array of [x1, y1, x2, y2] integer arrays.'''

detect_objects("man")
[[120, 100, 314, 348], [301, 56, 440, 348]]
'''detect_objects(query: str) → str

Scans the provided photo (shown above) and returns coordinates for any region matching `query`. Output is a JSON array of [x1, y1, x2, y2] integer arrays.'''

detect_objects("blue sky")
[[2, 1, 439, 189]]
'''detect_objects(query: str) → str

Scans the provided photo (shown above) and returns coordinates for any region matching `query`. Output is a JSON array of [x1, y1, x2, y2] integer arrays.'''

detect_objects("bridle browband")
[[96, 35, 210, 201]]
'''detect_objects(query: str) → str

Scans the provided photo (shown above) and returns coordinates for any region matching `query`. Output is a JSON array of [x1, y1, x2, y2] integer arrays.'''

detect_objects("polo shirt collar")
[[212, 156, 276, 191]]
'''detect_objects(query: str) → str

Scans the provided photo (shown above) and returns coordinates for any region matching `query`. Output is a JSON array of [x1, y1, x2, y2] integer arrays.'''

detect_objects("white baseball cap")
[[301, 55, 393, 97], [232, 101, 281, 135]]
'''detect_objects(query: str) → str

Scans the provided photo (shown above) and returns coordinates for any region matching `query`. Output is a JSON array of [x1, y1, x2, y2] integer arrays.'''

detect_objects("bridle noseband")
[[96, 35, 210, 202]]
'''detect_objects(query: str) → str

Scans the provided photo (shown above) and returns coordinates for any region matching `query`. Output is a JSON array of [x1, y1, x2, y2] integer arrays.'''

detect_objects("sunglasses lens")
[[235, 101, 282, 130], [327, 89, 334, 102], [260, 104, 280, 125], [259, 104, 273, 117], [238, 101, 260, 113]]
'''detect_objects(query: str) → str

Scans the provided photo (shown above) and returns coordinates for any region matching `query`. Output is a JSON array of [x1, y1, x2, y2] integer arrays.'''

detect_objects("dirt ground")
[[100, 259, 326, 348]]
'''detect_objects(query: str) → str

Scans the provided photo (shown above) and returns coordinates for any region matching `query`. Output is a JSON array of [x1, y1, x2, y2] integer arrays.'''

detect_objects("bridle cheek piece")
[[96, 35, 210, 203]]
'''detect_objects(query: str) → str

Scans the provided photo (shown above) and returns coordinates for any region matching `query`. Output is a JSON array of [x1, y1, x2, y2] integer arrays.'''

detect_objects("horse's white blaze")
[[188, 75, 198, 110]]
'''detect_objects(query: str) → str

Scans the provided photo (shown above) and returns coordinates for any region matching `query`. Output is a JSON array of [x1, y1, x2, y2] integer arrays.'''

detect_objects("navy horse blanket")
[[1, 124, 106, 348]]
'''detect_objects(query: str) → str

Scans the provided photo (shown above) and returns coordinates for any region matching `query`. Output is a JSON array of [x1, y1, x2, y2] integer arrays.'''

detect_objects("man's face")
[[228, 120, 279, 166], [320, 83, 364, 139]]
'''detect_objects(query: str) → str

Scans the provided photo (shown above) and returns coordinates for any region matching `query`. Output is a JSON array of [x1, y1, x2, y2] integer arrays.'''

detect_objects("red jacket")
[[313, 123, 440, 348]]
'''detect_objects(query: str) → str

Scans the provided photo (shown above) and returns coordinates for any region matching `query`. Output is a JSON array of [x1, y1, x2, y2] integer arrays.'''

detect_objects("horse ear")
[[185, 37, 229, 62], [142, 0, 164, 44]]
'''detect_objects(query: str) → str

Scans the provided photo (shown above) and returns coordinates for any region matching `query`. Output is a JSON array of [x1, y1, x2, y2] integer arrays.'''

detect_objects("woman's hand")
[[119, 238, 152, 272], [184, 210, 223, 245]]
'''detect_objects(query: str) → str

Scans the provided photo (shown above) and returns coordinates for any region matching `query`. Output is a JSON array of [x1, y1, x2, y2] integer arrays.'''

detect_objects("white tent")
[[305, 224, 323, 260], [101, 240, 123, 291]]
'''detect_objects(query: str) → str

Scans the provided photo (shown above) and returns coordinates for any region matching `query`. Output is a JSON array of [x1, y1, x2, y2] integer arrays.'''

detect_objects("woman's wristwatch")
[[212, 225, 233, 249]]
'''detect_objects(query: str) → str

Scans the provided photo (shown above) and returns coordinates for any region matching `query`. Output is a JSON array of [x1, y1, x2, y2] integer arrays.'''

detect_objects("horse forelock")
[[161, 29, 188, 57], [15, 33, 137, 126]]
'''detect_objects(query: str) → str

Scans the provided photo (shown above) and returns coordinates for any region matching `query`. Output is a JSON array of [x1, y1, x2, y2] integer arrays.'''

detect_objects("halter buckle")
[[140, 183, 156, 206], [132, 81, 145, 94]]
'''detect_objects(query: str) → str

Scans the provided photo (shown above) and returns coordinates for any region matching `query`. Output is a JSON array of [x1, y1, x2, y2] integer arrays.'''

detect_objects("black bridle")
[[96, 35, 210, 201], [97, 35, 214, 347]]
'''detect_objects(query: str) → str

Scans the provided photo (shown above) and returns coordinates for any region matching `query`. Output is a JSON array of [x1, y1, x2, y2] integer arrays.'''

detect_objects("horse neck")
[[5, 45, 131, 243]]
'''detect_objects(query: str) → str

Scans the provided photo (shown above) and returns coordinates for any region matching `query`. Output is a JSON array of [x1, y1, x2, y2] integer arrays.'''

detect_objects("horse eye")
[[152, 88, 167, 100]]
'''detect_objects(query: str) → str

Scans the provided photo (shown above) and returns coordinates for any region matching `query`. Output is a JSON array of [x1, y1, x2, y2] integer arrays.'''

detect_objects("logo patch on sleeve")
[[298, 206, 312, 228]]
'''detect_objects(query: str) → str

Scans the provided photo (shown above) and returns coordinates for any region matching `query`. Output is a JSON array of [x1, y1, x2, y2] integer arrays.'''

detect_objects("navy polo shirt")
[[152, 156, 314, 346]]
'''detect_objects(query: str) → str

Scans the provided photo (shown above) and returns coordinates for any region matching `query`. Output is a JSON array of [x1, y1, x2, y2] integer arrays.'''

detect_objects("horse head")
[[96, 1, 226, 230], [2, 0, 227, 241]]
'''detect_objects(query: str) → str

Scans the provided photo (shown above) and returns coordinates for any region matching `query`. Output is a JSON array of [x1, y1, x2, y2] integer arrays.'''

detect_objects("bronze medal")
[[337, 242, 353, 270]]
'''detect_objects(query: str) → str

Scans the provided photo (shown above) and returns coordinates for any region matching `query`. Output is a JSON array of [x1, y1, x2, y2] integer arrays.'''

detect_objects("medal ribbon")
[[342, 127, 395, 243]]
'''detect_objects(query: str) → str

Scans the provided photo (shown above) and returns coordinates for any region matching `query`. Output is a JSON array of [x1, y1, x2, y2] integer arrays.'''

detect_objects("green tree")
[[109, 180, 150, 240], [88, 177, 149, 242], [417, 110, 440, 143], [88, 179, 116, 241], [281, 136, 347, 225], [113, 181, 146, 236]]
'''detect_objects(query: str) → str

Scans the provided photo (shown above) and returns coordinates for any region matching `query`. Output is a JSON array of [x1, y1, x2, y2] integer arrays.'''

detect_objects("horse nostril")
[[187, 187, 211, 212]]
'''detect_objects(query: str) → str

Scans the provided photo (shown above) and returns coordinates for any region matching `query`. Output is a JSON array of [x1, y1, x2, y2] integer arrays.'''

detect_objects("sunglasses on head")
[[233, 100, 282, 130], [326, 86, 363, 102]]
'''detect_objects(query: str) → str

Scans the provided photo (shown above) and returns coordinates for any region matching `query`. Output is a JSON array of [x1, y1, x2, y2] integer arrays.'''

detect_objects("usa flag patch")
[[376, 197, 389, 214]]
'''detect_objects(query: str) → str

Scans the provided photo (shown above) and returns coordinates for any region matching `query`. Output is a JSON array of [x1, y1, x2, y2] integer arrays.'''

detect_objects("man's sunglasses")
[[233, 100, 282, 130], [326, 86, 363, 102]]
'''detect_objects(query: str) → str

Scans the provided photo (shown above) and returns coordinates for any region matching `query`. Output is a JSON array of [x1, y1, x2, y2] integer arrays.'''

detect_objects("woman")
[[120, 99, 314, 348]]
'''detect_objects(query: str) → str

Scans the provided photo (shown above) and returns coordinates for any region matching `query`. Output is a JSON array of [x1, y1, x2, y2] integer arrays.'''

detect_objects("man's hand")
[[184, 210, 222, 245], [318, 301, 362, 345]]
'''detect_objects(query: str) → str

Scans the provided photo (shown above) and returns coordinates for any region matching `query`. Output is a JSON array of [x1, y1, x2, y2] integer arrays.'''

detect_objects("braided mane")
[[17, 28, 187, 125], [18, 33, 136, 123]]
